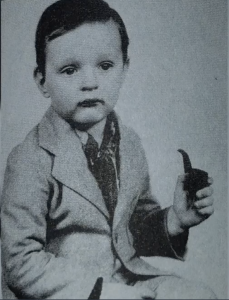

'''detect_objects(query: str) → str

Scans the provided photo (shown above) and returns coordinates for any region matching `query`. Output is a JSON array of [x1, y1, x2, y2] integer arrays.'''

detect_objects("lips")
[[78, 99, 104, 107]]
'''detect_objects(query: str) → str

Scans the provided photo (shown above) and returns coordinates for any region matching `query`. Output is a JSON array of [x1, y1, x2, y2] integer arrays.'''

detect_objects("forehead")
[[46, 20, 122, 64]]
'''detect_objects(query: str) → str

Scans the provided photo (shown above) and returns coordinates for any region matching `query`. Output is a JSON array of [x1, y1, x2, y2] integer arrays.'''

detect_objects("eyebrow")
[[59, 61, 80, 68], [49, 59, 80, 70], [53, 55, 117, 68]]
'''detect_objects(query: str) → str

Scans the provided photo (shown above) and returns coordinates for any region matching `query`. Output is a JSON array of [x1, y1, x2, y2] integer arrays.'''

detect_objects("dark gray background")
[[1, 0, 227, 298]]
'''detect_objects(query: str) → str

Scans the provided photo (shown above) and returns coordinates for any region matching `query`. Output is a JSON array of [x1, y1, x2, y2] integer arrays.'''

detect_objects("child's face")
[[38, 20, 128, 126]]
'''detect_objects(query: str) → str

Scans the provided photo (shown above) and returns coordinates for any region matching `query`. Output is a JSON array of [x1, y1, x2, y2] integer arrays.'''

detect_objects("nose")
[[81, 67, 98, 92]]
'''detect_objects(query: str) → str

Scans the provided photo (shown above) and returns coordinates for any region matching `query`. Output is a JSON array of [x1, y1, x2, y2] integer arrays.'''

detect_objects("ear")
[[123, 58, 130, 73], [121, 58, 129, 83], [33, 67, 50, 98]]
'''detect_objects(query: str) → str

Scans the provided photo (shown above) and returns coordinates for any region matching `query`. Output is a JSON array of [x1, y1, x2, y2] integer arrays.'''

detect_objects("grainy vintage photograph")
[[1, 0, 227, 299]]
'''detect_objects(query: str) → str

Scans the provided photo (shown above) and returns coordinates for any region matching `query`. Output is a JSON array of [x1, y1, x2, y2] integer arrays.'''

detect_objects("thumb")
[[175, 174, 186, 190], [175, 174, 189, 198]]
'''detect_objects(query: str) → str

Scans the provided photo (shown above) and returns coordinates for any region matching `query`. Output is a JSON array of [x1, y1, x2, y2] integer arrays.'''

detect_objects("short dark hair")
[[35, 0, 129, 77]]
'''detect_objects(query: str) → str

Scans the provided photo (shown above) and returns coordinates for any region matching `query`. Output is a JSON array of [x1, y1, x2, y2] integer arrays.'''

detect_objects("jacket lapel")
[[113, 124, 140, 229], [38, 107, 109, 218]]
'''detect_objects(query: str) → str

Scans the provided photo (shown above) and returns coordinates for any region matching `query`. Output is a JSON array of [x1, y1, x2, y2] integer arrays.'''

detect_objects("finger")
[[140, 287, 156, 299], [208, 177, 213, 185], [194, 197, 214, 208], [196, 205, 214, 216], [142, 292, 156, 299], [196, 186, 213, 199]]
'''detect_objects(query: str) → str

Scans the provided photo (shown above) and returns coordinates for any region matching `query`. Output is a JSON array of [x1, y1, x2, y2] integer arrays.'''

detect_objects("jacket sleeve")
[[1, 146, 99, 299], [129, 144, 188, 260]]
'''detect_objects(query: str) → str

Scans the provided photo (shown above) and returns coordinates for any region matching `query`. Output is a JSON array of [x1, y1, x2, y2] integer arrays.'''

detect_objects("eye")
[[99, 61, 114, 71], [61, 66, 78, 75]]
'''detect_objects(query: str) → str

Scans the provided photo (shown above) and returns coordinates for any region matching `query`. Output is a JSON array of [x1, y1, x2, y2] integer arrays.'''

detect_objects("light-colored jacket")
[[1, 107, 183, 299]]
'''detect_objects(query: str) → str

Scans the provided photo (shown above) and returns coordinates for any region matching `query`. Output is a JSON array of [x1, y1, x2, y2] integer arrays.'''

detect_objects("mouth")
[[78, 99, 104, 108]]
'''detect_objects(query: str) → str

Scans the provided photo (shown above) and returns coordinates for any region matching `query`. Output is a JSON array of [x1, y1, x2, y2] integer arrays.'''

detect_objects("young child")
[[1, 0, 216, 299]]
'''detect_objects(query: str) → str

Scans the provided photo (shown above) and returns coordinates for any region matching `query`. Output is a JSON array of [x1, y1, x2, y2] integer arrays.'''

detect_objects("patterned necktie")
[[83, 113, 120, 223], [83, 133, 99, 170]]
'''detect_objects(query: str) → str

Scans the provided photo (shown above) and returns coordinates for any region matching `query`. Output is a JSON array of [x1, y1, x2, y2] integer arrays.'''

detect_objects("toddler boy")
[[1, 0, 216, 298]]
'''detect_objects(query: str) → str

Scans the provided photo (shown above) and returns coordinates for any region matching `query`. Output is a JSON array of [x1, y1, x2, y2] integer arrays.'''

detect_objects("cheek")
[[47, 79, 74, 101], [103, 73, 124, 97]]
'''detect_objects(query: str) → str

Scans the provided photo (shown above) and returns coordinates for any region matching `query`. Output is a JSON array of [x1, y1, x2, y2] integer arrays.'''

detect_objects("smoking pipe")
[[178, 149, 210, 207]]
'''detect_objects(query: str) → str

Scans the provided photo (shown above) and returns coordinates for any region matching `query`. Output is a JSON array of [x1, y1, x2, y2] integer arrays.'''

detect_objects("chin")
[[72, 108, 111, 125]]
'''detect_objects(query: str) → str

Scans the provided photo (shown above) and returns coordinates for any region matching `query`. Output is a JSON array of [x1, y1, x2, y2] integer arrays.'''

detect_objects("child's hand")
[[100, 282, 156, 299], [167, 174, 214, 235]]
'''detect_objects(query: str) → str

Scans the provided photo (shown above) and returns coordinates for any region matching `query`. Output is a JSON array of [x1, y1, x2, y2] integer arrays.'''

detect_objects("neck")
[[72, 117, 107, 147]]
